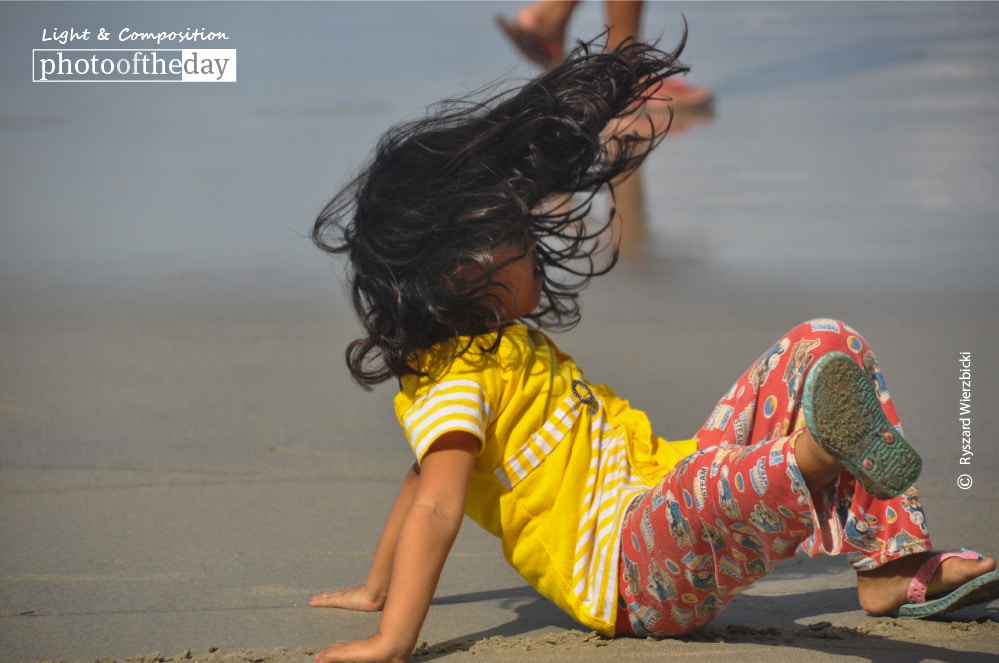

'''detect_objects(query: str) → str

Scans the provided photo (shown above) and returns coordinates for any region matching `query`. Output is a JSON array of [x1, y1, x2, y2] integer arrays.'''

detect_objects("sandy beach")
[[2, 2, 998, 662]]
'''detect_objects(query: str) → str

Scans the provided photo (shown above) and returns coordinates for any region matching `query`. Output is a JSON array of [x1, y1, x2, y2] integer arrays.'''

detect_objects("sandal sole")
[[894, 570, 999, 618], [803, 352, 921, 499]]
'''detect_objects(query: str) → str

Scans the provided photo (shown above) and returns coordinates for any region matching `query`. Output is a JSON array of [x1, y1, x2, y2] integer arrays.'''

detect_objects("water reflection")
[[612, 107, 715, 262]]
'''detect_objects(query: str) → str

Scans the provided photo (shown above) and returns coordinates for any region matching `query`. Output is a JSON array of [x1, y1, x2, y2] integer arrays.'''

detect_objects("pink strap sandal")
[[893, 549, 999, 618]]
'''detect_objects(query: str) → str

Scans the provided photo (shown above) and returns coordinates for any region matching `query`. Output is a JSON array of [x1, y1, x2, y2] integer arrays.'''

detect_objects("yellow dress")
[[395, 324, 696, 635]]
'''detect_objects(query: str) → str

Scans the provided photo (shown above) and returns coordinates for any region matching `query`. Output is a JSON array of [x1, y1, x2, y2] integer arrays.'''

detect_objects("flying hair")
[[312, 32, 690, 388]]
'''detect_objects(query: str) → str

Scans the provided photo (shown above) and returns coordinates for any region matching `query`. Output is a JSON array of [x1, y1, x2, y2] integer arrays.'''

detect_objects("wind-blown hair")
[[313, 35, 690, 388]]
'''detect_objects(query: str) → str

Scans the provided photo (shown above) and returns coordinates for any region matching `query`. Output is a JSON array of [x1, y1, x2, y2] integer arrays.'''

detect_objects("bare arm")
[[316, 431, 479, 663], [310, 463, 421, 611]]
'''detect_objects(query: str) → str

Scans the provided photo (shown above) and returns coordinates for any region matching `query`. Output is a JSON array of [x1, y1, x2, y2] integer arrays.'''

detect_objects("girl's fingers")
[[309, 591, 341, 607]]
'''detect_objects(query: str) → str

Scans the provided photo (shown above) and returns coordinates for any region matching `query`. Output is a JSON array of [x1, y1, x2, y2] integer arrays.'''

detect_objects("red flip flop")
[[649, 78, 715, 111], [495, 15, 564, 69]]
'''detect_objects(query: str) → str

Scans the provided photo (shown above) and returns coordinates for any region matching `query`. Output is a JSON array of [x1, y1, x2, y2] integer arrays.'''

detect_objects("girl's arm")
[[316, 430, 478, 663], [310, 463, 421, 611]]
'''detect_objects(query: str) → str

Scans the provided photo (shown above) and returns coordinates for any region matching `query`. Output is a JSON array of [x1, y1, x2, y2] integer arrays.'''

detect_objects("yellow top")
[[394, 325, 696, 635]]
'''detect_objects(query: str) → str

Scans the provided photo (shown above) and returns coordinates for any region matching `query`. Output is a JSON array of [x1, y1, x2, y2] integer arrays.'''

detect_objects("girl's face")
[[489, 237, 543, 321]]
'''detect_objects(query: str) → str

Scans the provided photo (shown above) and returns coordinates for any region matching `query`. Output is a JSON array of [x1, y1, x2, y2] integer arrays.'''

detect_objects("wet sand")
[[2, 2, 998, 662]]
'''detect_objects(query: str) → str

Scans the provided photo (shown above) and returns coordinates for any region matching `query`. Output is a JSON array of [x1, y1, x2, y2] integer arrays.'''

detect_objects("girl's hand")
[[316, 633, 409, 663], [313, 433, 477, 662], [310, 584, 384, 612]]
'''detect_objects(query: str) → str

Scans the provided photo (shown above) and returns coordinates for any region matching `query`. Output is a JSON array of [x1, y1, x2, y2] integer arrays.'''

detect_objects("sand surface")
[[30, 617, 999, 663], [2, 2, 998, 662]]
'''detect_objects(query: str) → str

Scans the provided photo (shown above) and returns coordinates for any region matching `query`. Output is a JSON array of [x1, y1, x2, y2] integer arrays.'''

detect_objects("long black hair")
[[313, 34, 690, 388]]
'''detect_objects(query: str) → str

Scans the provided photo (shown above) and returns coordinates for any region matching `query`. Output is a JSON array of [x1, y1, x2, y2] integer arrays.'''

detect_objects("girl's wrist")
[[363, 581, 388, 610]]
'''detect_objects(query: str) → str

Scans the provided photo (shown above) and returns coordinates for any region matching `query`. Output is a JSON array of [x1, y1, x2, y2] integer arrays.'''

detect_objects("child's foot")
[[802, 352, 921, 499], [857, 550, 998, 616]]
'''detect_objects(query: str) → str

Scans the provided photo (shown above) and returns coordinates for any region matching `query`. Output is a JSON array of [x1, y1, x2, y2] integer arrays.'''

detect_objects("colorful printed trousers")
[[616, 319, 931, 636]]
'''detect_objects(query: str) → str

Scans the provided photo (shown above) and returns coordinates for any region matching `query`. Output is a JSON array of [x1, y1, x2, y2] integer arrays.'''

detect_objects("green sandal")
[[893, 549, 999, 618], [803, 351, 922, 499]]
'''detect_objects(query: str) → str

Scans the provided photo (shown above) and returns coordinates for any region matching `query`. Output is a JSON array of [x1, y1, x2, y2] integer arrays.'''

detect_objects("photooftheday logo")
[[33, 49, 236, 82]]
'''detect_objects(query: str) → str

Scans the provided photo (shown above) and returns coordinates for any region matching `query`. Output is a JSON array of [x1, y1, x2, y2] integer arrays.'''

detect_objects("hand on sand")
[[315, 634, 408, 663], [309, 584, 384, 612]]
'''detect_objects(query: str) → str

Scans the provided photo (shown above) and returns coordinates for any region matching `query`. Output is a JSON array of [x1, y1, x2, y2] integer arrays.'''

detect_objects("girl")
[[309, 37, 999, 663]]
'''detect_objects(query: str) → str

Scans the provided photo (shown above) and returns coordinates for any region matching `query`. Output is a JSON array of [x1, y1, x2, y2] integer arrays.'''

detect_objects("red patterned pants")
[[616, 319, 931, 636]]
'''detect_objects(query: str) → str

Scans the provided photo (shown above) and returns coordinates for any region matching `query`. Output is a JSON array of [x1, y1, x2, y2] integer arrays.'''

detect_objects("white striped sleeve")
[[402, 379, 491, 461]]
